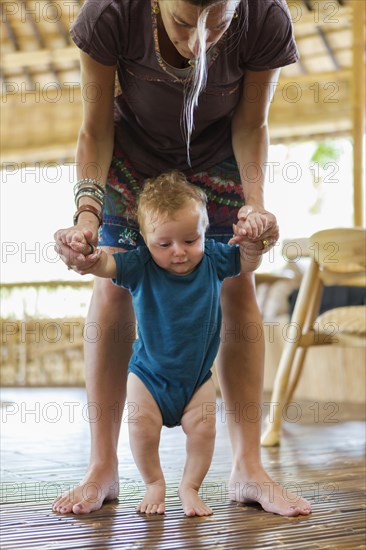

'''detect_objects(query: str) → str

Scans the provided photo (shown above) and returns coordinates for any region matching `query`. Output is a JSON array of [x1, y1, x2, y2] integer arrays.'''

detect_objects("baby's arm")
[[228, 224, 263, 273], [228, 207, 279, 272], [239, 239, 263, 273], [88, 250, 117, 278], [69, 240, 117, 278]]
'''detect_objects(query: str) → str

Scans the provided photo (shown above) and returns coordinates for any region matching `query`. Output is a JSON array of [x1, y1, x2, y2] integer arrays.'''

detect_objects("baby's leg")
[[127, 373, 165, 514], [179, 378, 216, 516]]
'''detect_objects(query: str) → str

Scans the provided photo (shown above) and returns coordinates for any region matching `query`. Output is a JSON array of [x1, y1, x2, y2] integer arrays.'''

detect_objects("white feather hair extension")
[[181, 8, 209, 166]]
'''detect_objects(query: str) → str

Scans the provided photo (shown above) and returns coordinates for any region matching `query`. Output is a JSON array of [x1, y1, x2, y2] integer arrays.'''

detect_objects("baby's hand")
[[228, 213, 268, 245], [244, 211, 270, 238], [69, 230, 94, 259], [67, 229, 101, 273]]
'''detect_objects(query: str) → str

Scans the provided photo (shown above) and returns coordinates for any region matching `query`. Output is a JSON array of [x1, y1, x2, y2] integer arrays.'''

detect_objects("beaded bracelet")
[[75, 191, 104, 209], [73, 178, 105, 196], [73, 204, 103, 227], [75, 184, 104, 198], [75, 187, 104, 208]]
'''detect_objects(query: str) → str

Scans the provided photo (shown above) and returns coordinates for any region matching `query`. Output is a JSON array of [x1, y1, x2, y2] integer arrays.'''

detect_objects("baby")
[[70, 171, 266, 516]]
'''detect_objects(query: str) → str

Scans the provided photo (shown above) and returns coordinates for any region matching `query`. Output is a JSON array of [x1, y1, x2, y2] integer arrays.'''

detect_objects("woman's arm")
[[54, 52, 116, 267], [231, 68, 280, 241], [76, 52, 116, 196]]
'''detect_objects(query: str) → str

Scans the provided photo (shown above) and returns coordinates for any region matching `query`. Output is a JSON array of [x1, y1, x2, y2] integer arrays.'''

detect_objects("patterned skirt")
[[99, 150, 245, 249]]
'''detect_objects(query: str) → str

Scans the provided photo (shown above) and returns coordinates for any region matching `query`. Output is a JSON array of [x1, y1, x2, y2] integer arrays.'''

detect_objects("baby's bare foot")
[[52, 464, 119, 515], [179, 485, 213, 517], [137, 479, 166, 515]]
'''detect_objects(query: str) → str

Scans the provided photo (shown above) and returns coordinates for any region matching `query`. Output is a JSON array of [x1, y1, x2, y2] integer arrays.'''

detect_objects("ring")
[[262, 239, 269, 250], [86, 242, 95, 256]]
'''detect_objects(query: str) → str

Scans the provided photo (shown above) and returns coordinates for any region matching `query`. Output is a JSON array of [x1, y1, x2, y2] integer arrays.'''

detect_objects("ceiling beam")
[[1, 46, 80, 71], [316, 26, 341, 70]]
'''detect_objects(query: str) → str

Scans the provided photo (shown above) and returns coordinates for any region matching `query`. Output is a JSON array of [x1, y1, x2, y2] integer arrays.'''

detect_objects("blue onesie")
[[113, 240, 241, 427]]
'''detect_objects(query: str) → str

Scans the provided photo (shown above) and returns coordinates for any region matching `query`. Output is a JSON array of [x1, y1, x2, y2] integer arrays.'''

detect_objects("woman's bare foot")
[[52, 463, 119, 514], [179, 485, 213, 517], [229, 465, 312, 517], [136, 479, 166, 515]]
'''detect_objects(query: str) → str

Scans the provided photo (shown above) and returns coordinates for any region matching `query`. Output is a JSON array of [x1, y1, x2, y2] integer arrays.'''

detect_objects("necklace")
[[151, 8, 223, 79]]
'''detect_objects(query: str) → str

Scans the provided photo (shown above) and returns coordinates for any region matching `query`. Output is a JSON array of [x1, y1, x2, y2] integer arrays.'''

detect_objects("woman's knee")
[[220, 274, 264, 346], [91, 277, 133, 310], [221, 273, 260, 317]]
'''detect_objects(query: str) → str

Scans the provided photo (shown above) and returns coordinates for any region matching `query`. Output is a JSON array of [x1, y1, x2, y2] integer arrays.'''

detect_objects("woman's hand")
[[54, 223, 101, 274], [228, 205, 279, 252]]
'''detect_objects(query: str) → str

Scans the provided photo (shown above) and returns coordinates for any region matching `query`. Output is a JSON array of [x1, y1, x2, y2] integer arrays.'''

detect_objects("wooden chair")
[[261, 227, 366, 446]]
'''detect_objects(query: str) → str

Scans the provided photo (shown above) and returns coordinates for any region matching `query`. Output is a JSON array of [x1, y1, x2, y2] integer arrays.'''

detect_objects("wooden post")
[[352, 0, 365, 227]]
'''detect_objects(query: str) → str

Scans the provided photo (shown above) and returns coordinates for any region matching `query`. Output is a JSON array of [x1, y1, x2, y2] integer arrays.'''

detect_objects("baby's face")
[[144, 203, 206, 276]]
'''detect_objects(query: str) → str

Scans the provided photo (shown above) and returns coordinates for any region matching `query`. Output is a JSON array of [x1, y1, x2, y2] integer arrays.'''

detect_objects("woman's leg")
[[127, 373, 166, 515], [52, 275, 135, 514], [217, 272, 312, 516], [179, 378, 216, 517]]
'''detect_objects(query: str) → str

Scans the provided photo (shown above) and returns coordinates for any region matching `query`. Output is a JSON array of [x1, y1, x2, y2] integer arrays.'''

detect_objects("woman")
[[53, 0, 311, 516]]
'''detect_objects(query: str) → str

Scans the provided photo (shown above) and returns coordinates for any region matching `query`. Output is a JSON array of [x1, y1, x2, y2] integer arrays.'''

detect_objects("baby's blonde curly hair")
[[137, 171, 209, 236]]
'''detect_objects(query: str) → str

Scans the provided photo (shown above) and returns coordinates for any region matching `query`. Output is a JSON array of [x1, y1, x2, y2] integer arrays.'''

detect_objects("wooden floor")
[[1, 388, 365, 550]]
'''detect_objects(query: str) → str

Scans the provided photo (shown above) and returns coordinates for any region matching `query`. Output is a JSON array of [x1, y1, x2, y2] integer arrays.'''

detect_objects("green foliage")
[[311, 141, 341, 168], [308, 140, 343, 215]]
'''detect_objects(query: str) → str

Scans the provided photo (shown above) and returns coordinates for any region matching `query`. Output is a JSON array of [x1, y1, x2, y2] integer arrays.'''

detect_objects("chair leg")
[[285, 347, 307, 405], [261, 259, 320, 446], [261, 339, 301, 446], [285, 280, 323, 405]]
